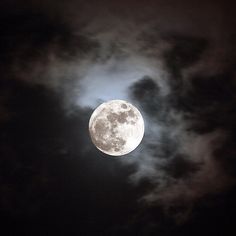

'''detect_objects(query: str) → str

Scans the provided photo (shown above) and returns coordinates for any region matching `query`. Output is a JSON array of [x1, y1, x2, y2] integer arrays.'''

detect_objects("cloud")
[[119, 32, 236, 222]]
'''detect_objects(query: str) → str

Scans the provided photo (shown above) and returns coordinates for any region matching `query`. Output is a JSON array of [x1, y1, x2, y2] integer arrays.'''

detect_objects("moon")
[[89, 100, 145, 156]]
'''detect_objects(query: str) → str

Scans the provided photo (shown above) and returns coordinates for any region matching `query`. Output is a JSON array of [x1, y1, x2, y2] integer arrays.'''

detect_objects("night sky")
[[1, 0, 236, 235]]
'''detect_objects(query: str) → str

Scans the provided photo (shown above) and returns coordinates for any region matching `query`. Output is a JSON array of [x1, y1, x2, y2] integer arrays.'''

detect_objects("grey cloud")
[[119, 31, 236, 222]]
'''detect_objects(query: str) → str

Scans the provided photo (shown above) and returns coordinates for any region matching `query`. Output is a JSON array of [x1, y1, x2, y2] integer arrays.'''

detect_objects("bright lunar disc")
[[89, 100, 145, 156]]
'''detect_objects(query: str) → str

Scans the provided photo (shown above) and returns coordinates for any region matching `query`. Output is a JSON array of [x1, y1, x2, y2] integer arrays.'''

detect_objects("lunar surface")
[[89, 100, 145, 156]]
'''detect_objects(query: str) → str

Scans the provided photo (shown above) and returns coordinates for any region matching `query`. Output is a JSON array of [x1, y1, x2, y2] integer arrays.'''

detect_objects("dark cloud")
[[170, 72, 236, 134], [125, 26, 236, 224], [163, 154, 201, 179], [163, 34, 208, 78], [129, 76, 163, 117]]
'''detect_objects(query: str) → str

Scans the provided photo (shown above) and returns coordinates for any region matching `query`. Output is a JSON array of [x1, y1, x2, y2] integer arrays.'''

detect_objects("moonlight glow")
[[89, 100, 145, 156]]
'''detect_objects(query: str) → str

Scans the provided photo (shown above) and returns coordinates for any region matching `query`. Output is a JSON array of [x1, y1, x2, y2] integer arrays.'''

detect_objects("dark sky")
[[0, 0, 236, 235]]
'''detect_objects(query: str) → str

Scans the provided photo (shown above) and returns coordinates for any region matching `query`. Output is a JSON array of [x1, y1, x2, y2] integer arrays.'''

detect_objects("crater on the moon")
[[89, 100, 144, 156], [92, 117, 126, 153]]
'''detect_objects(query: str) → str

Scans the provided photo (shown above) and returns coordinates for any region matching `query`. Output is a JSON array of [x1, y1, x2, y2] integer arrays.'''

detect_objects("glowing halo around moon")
[[89, 100, 145, 156]]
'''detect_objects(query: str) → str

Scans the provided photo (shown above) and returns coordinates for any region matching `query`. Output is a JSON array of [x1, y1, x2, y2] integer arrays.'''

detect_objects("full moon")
[[89, 100, 145, 156]]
